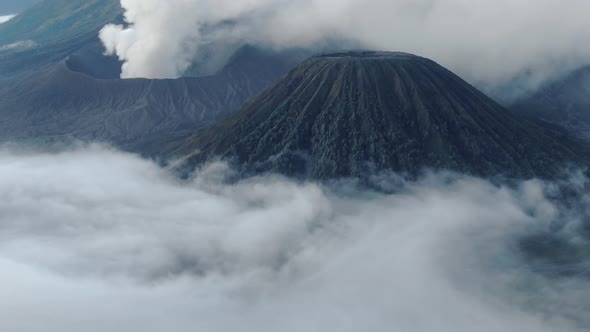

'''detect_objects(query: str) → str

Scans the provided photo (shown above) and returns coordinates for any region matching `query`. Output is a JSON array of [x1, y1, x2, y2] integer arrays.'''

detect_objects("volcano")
[[169, 51, 589, 179]]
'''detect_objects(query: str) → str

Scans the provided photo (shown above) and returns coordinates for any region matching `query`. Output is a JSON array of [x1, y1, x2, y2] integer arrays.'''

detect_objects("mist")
[[0, 144, 589, 331], [0, 14, 15, 24], [100, 0, 590, 95]]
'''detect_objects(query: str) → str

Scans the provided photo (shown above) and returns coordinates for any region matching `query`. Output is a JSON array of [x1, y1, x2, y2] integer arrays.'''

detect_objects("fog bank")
[[0, 145, 589, 331]]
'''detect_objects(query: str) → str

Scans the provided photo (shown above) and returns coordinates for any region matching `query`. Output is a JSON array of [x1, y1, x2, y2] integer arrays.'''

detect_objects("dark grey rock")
[[170, 51, 590, 179], [0, 46, 298, 152]]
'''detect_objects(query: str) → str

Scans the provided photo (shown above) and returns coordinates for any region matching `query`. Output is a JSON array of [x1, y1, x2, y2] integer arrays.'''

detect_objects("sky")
[[100, 0, 590, 97], [0, 144, 589, 331]]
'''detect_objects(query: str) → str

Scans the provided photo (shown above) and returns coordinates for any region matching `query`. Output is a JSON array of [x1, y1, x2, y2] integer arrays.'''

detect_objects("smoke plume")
[[1, 144, 590, 331], [100, 0, 590, 94]]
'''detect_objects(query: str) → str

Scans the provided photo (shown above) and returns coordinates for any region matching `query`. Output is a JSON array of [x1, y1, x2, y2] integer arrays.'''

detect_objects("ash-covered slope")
[[170, 51, 589, 179], [0, 46, 296, 152], [0, 0, 123, 77], [512, 65, 590, 141]]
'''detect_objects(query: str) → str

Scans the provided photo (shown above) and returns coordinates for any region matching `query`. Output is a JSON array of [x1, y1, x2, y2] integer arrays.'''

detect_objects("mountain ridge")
[[0, 46, 297, 152]]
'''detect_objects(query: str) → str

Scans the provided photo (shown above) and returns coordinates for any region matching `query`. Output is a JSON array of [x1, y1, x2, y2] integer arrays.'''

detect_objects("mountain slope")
[[0, 46, 297, 152], [0, 0, 303, 152], [0, 0, 120, 45], [169, 51, 590, 179], [512, 65, 590, 141], [0, 0, 122, 77]]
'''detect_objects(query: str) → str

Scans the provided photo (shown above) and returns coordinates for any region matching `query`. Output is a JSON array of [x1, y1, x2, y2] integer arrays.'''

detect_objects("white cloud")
[[0, 14, 15, 24], [100, 0, 590, 95], [0, 145, 588, 331]]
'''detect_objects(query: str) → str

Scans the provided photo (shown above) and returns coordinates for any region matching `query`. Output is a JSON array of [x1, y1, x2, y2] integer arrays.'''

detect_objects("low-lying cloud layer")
[[101, 0, 590, 94], [0, 145, 589, 331]]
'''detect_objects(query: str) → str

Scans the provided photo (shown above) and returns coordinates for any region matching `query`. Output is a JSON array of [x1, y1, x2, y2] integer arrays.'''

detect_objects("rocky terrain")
[[0, 0, 123, 77], [0, 46, 299, 152], [170, 51, 590, 179]]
